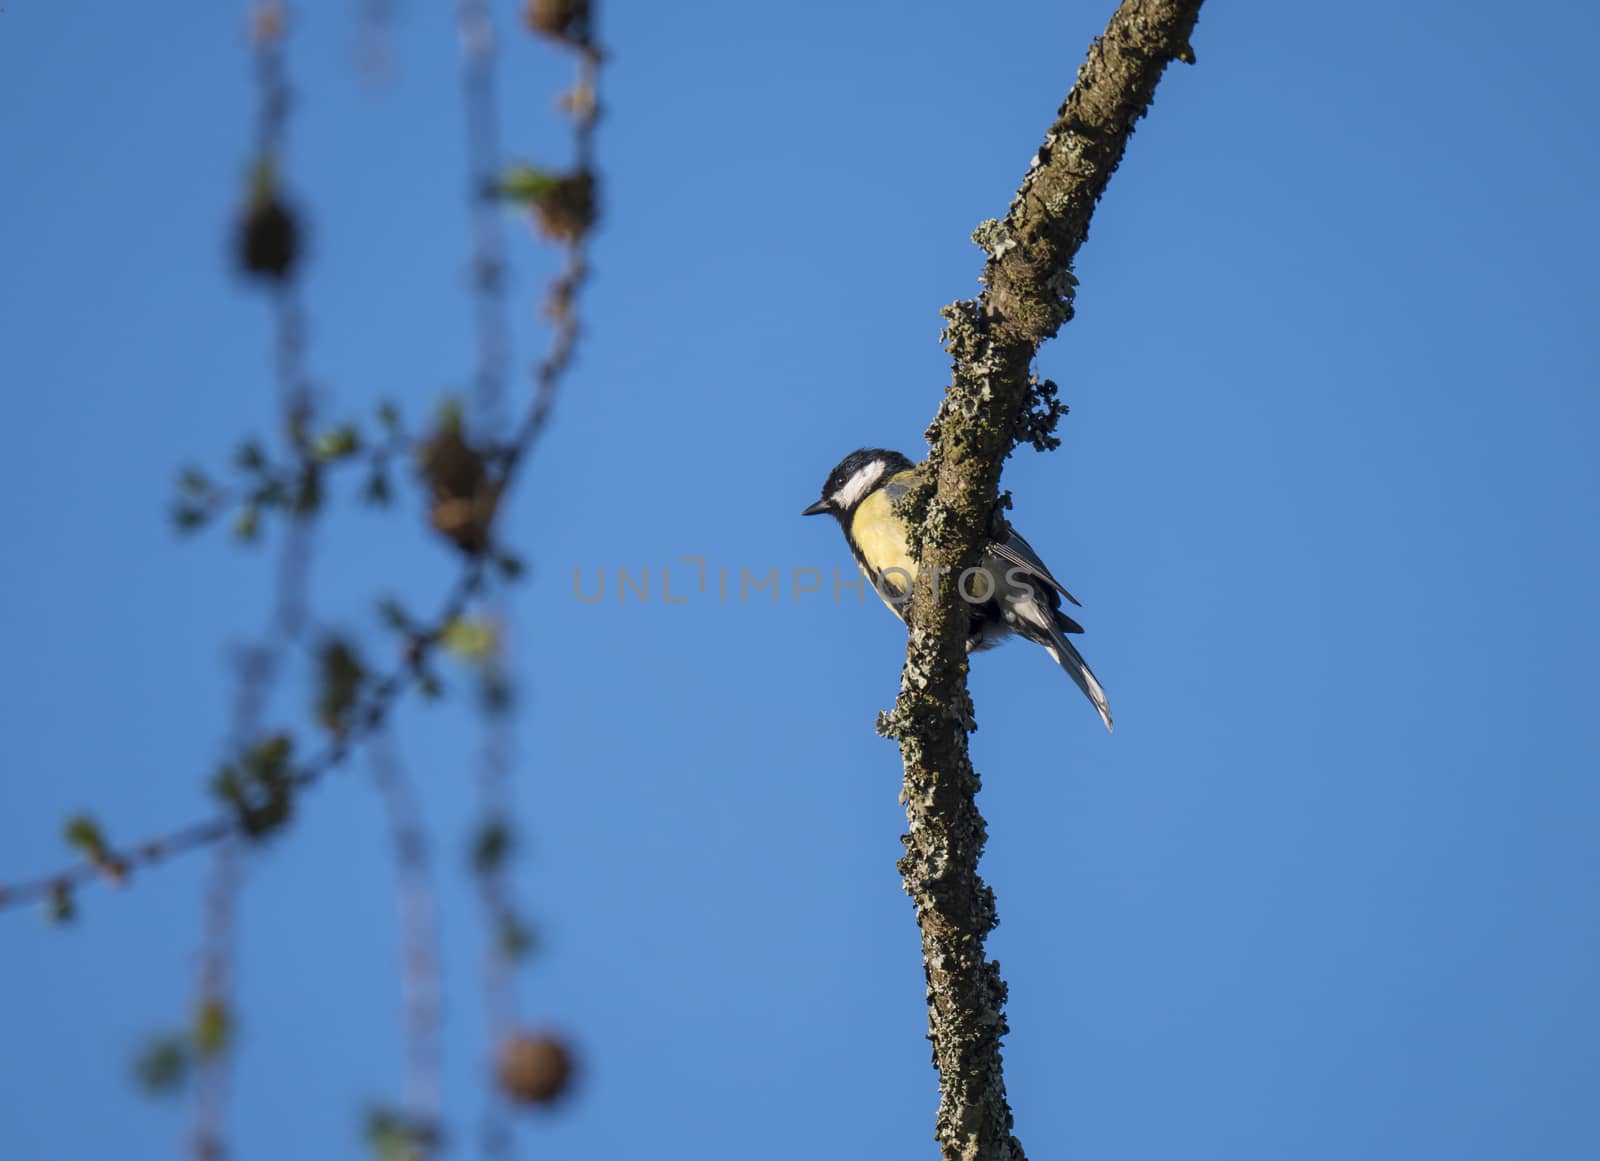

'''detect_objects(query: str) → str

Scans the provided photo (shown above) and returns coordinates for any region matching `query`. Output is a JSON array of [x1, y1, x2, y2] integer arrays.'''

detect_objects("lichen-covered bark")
[[876, 4, 1205, 1159]]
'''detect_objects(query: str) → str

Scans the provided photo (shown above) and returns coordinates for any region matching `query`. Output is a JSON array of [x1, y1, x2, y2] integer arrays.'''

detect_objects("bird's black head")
[[801, 448, 915, 520]]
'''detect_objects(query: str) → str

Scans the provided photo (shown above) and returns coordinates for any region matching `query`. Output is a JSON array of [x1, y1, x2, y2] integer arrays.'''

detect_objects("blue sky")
[[3, 2, 1599, 1159]]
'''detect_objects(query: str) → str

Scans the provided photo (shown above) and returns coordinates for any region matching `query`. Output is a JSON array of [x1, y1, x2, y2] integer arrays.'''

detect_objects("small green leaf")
[[172, 503, 210, 533], [233, 440, 267, 472], [440, 617, 497, 661], [292, 467, 323, 515], [233, 504, 260, 542], [365, 1106, 434, 1161], [492, 550, 525, 581], [134, 1035, 189, 1096], [366, 1108, 409, 1161], [246, 155, 279, 203], [432, 396, 465, 436], [211, 767, 243, 807], [313, 425, 361, 461], [253, 477, 290, 509], [178, 468, 213, 496], [472, 820, 514, 874], [496, 163, 557, 204], [247, 733, 293, 773], [63, 814, 107, 861], [316, 638, 366, 732], [213, 734, 296, 839], [498, 913, 537, 961], [193, 1000, 231, 1057], [376, 401, 401, 434]]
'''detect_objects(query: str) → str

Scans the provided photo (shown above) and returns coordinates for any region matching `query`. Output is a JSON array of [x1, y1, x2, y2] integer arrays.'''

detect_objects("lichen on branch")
[[880, 3, 1206, 1159]]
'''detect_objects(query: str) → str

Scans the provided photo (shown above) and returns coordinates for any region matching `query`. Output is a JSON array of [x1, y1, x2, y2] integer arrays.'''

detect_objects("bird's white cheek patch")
[[831, 461, 885, 510]]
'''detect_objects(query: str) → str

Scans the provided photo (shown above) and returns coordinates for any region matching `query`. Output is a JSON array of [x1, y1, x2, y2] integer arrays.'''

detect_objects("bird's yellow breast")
[[850, 470, 918, 604]]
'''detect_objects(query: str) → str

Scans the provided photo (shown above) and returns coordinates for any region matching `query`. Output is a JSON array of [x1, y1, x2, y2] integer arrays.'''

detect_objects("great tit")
[[803, 448, 1113, 731]]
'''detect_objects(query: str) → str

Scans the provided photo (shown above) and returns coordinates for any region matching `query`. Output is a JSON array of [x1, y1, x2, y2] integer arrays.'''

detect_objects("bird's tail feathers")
[[1042, 623, 1114, 733]]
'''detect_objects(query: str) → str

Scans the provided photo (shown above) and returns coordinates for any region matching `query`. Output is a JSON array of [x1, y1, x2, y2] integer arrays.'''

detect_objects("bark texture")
[[875, 4, 1205, 1159]]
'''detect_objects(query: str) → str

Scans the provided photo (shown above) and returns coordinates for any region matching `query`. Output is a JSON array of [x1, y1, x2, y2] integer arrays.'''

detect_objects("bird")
[[803, 448, 1113, 731]]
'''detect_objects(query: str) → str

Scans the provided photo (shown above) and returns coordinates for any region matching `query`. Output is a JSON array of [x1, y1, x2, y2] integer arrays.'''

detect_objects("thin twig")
[[192, 11, 316, 1157], [455, 6, 516, 1156], [0, 562, 487, 911], [368, 732, 444, 1150], [457, 0, 510, 434], [191, 840, 244, 1161]]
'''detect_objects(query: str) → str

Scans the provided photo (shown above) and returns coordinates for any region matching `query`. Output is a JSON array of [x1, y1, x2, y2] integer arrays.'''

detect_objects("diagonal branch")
[[877, 3, 1205, 1159]]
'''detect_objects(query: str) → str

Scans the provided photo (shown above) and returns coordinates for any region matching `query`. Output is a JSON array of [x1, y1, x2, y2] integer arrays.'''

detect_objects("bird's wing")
[[880, 471, 918, 503], [987, 528, 1082, 607]]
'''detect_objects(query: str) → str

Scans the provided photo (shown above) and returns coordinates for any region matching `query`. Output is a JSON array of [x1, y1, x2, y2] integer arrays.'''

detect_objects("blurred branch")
[[368, 733, 444, 1158], [354, 0, 396, 79], [456, 5, 603, 1155], [0, 6, 604, 922], [191, 842, 243, 1161], [456, 5, 518, 1156], [457, 0, 510, 433], [0, 563, 487, 911], [875, 3, 1205, 1159], [171, 423, 413, 540], [194, 8, 318, 1156]]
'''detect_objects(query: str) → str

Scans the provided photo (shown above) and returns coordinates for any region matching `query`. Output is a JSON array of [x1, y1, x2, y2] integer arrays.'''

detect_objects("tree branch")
[[878, 3, 1205, 1158]]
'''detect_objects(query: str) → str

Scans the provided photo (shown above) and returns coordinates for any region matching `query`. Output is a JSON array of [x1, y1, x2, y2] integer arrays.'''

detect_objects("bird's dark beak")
[[801, 499, 830, 517]]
